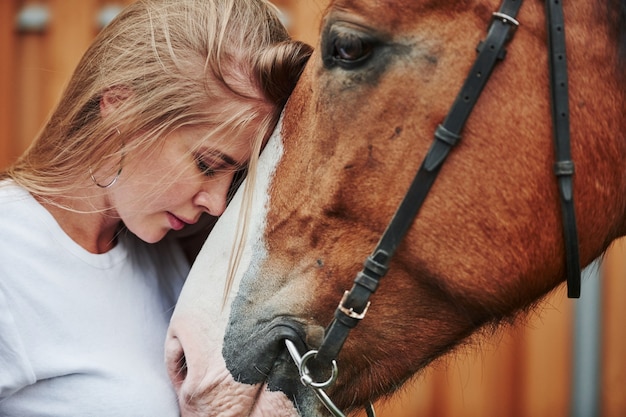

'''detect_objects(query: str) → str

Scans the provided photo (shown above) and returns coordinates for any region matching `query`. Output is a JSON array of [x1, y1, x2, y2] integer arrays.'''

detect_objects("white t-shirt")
[[0, 180, 189, 416]]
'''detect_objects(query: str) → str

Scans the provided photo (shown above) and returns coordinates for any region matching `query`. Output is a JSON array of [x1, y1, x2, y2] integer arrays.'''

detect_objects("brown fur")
[[257, 0, 625, 411]]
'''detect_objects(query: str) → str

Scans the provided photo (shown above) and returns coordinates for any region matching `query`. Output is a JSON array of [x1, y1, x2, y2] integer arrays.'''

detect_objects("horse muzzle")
[[223, 318, 321, 392]]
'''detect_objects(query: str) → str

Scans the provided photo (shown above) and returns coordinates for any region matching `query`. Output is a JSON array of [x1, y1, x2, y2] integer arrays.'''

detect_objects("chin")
[[126, 226, 168, 244]]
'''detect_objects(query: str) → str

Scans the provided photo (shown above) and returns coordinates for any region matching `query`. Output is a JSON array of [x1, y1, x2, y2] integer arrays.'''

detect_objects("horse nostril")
[[177, 352, 188, 382], [166, 336, 188, 389]]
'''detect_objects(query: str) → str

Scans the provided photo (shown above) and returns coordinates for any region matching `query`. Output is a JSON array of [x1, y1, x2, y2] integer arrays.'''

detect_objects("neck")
[[35, 192, 121, 254]]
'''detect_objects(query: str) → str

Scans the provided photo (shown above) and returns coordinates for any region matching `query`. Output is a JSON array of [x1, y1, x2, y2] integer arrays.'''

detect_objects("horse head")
[[166, 0, 626, 416]]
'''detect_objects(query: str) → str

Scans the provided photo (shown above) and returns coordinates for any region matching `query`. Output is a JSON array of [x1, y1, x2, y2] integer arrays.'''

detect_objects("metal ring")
[[299, 350, 339, 389], [89, 165, 122, 188], [285, 340, 375, 417]]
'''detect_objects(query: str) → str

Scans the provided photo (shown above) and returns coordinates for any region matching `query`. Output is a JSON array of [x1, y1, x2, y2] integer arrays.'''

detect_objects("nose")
[[165, 334, 187, 391], [193, 174, 233, 216]]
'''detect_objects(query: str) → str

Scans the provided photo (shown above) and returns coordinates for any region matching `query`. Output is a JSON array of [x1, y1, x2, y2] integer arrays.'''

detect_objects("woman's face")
[[107, 122, 258, 244]]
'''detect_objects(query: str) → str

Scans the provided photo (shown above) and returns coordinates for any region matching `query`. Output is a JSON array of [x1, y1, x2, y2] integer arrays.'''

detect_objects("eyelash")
[[195, 157, 217, 177]]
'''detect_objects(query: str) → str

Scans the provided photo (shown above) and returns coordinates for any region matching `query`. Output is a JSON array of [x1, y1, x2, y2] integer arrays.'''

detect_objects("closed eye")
[[195, 155, 221, 177], [194, 149, 245, 179]]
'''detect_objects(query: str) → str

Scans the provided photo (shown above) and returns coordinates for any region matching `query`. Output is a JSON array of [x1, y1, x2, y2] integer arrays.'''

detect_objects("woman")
[[0, 0, 311, 415]]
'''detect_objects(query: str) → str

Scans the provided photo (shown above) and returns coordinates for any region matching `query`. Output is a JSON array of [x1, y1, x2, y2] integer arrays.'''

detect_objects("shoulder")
[[0, 180, 34, 217], [0, 285, 36, 399], [0, 181, 46, 266], [0, 181, 57, 266], [0, 181, 45, 243]]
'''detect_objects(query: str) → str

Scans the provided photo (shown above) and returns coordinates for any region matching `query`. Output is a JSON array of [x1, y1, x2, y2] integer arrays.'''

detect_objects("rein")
[[286, 0, 580, 415]]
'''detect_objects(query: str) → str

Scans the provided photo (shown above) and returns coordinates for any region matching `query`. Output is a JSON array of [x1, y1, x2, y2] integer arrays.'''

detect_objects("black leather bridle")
[[286, 1, 580, 415]]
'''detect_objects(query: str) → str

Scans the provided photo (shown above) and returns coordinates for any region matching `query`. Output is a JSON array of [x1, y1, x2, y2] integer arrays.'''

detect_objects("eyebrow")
[[205, 149, 245, 169]]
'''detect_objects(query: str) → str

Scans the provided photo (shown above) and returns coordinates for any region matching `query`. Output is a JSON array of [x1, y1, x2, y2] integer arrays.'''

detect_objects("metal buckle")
[[338, 291, 370, 320], [492, 11, 520, 39], [492, 11, 520, 27]]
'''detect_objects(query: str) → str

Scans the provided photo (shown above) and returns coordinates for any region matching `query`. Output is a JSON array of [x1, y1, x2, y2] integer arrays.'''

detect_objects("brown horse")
[[166, 0, 626, 416]]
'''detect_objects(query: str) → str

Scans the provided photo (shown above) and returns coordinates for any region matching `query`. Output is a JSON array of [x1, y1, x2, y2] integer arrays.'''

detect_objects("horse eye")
[[332, 33, 372, 62], [323, 26, 375, 69]]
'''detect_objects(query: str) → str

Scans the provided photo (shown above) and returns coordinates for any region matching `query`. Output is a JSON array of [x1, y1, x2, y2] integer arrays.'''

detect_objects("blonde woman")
[[0, 0, 311, 415]]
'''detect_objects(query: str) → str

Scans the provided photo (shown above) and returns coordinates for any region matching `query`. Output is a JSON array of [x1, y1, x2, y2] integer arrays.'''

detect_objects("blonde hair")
[[2, 0, 311, 301], [2, 0, 311, 199]]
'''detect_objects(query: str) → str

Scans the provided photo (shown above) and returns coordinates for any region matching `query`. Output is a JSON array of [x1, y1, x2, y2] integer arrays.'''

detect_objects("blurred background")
[[0, 1, 624, 416]]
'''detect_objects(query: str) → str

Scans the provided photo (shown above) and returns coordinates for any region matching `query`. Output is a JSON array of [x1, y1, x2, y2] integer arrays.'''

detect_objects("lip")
[[167, 212, 192, 231]]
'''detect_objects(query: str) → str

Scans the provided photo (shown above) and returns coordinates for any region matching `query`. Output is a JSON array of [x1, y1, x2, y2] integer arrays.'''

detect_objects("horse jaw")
[[166, 121, 310, 417]]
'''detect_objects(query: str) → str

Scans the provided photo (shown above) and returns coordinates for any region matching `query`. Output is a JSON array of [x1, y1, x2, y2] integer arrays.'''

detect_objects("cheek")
[[127, 154, 195, 195], [159, 182, 197, 204], [113, 176, 186, 215], [117, 141, 204, 209]]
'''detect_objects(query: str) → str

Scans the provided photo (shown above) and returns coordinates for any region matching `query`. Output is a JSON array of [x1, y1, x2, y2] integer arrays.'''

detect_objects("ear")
[[100, 86, 132, 118]]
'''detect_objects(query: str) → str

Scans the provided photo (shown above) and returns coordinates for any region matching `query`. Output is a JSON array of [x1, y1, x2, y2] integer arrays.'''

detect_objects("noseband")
[[286, 0, 580, 415]]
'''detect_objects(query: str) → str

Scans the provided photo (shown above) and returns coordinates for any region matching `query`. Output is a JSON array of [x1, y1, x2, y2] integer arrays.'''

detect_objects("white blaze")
[[166, 122, 300, 416]]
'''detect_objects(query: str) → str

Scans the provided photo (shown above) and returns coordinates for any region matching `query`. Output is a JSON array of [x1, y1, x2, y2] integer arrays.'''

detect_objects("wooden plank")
[[366, 371, 436, 417], [0, 0, 17, 169], [518, 292, 573, 417], [442, 327, 523, 417], [353, 303, 570, 417], [601, 237, 626, 417], [16, 3, 47, 156], [14, 0, 98, 157], [44, 0, 97, 113], [271, 0, 329, 46]]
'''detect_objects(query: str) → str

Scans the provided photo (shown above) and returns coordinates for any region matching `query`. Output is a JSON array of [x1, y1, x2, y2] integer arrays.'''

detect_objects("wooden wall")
[[0, 1, 624, 416], [600, 240, 626, 416], [0, 0, 135, 168], [0, 0, 18, 169]]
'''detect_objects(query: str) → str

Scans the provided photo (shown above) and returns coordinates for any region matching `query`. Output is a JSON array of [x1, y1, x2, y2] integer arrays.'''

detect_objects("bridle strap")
[[546, 0, 581, 298], [313, 0, 524, 367]]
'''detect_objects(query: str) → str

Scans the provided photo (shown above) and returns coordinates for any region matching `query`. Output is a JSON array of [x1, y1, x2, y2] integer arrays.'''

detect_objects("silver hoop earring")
[[89, 129, 123, 188], [89, 165, 122, 188]]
